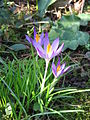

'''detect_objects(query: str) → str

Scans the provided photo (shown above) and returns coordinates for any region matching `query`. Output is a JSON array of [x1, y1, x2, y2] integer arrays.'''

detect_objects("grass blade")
[[0, 77, 27, 117]]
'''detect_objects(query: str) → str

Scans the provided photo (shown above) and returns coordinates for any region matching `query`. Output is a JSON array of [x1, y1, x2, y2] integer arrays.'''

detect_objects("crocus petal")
[[63, 66, 71, 73], [25, 35, 31, 43], [37, 48, 45, 58], [34, 27, 37, 39], [49, 51, 55, 60], [44, 32, 49, 51], [32, 34, 46, 59], [52, 62, 57, 77], [56, 57, 60, 68], [57, 63, 66, 77], [30, 37, 33, 44], [54, 43, 64, 57], [57, 69, 63, 77], [61, 63, 66, 70], [33, 41, 43, 51], [32, 40, 38, 50], [36, 44, 44, 53], [39, 32, 44, 45], [51, 38, 59, 52]]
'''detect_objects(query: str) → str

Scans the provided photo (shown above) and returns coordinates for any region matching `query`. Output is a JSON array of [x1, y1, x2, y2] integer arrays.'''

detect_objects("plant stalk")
[[41, 60, 49, 94], [49, 78, 57, 94]]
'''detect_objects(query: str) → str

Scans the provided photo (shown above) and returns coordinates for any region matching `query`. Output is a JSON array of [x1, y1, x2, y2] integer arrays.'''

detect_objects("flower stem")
[[41, 60, 49, 94], [49, 78, 57, 94]]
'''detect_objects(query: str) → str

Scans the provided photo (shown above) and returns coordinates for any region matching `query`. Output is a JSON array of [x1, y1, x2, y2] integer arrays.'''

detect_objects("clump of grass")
[[0, 54, 45, 119], [0, 52, 90, 120]]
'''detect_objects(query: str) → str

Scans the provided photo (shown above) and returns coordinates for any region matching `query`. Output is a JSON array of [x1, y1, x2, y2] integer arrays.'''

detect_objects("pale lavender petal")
[[51, 38, 59, 52], [61, 63, 66, 70], [63, 66, 71, 73], [25, 35, 31, 43], [32, 40, 38, 49], [40, 32, 44, 40], [52, 43, 64, 58], [33, 41, 44, 52], [57, 69, 63, 77], [36, 43, 45, 53], [39, 32, 44, 45], [52, 62, 57, 77], [45, 53, 49, 59], [30, 37, 33, 44], [50, 51, 55, 60], [54, 43, 64, 56], [44, 32, 49, 51], [56, 42, 64, 54], [56, 57, 60, 69], [37, 48, 45, 58], [57, 63, 66, 77], [45, 51, 54, 60], [34, 26, 37, 39], [33, 41, 47, 59]]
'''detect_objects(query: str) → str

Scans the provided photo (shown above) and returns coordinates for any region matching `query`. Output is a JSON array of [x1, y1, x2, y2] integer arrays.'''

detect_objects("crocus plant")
[[49, 58, 70, 93], [33, 32, 64, 62], [52, 58, 70, 78], [26, 27, 70, 96]]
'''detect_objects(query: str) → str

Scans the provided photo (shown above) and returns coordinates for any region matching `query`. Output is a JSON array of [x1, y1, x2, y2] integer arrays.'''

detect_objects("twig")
[[24, 21, 50, 26]]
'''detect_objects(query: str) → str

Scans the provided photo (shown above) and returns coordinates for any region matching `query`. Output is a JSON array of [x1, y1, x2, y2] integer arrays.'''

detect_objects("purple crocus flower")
[[25, 27, 44, 45], [33, 32, 64, 62], [52, 58, 70, 78]]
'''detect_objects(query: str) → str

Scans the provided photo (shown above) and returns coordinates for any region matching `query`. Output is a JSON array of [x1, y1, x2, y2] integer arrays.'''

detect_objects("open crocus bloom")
[[33, 32, 64, 62], [25, 27, 44, 46], [52, 58, 70, 78]]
